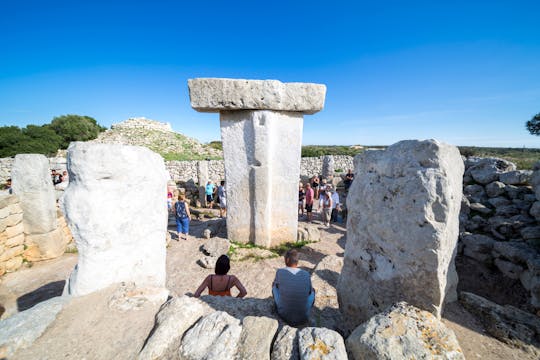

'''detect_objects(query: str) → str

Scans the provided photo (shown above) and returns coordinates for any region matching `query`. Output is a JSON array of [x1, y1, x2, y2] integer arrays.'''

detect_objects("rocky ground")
[[0, 208, 538, 359]]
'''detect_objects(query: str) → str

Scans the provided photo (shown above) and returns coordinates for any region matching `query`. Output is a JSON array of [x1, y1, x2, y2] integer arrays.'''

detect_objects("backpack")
[[175, 201, 188, 219]]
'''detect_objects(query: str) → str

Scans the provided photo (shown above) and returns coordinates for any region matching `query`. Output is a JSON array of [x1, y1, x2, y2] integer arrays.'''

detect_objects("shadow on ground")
[[16, 280, 65, 312]]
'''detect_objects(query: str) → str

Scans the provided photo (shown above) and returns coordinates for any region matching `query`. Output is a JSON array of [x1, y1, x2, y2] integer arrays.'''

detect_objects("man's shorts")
[[206, 194, 213, 202], [305, 204, 313, 212]]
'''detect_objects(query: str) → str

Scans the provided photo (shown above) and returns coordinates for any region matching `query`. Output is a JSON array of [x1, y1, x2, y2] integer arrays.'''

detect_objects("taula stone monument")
[[62, 142, 168, 296], [11, 154, 67, 261], [188, 78, 326, 247], [338, 139, 464, 331]]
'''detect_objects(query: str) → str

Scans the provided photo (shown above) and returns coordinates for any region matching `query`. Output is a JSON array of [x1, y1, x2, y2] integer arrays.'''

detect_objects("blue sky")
[[1, 1, 539, 147]]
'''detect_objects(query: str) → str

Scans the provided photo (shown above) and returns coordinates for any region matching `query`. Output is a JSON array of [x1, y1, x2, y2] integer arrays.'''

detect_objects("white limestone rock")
[[298, 327, 347, 360], [467, 157, 516, 185], [138, 296, 212, 360], [188, 78, 326, 114], [202, 237, 230, 257], [62, 142, 168, 296], [235, 316, 279, 360], [346, 302, 464, 360], [271, 325, 299, 360], [179, 311, 242, 360], [220, 110, 302, 247], [338, 140, 464, 331], [11, 154, 58, 234], [0, 296, 69, 359]]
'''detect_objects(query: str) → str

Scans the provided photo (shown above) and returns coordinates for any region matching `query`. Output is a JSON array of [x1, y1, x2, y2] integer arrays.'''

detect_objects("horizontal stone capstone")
[[188, 78, 326, 114]]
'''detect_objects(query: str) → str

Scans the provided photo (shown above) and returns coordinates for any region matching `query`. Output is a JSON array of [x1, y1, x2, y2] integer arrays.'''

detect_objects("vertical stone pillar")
[[321, 155, 335, 179], [188, 78, 326, 247], [11, 154, 66, 260], [62, 142, 168, 296], [337, 140, 464, 332], [197, 160, 209, 207]]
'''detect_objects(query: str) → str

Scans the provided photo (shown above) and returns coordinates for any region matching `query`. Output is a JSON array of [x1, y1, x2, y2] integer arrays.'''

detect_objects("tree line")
[[0, 115, 106, 157]]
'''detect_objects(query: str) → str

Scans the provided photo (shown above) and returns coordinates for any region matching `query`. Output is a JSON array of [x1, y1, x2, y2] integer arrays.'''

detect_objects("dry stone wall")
[[0, 195, 25, 276], [459, 157, 540, 309]]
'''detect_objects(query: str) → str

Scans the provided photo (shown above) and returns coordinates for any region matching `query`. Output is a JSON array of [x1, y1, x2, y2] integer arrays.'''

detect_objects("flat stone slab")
[[188, 78, 326, 114]]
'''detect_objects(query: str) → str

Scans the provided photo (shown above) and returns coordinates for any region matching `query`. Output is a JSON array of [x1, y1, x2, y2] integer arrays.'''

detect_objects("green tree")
[[20, 125, 63, 154], [49, 114, 106, 148], [0, 126, 25, 157], [526, 112, 540, 136]]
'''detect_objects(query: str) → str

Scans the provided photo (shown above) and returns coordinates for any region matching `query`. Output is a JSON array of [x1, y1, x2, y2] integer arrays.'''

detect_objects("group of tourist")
[[298, 170, 353, 226], [205, 180, 227, 218], [193, 249, 315, 326], [168, 179, 228, 241], [51, 169, 69, 189]]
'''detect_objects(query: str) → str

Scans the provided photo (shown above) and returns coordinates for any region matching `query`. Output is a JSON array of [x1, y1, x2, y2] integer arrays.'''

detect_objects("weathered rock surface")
[[298, 327, 347, 360], [467, 157, 516, 185], [459, 291, 540, 354], [338, 140, 464, 331], [0, 296, 68, 358], [199, 295, 276, 319], [271, 325, 299, 360], [188, 78, 326, 114], [62, 143, 168, 296], [346, 302, 464, 360], [311, 255, 343, 330], [461, 233, 495, 263], [235, 316, 278, 360], [138, 296, 212, 360], [220, 110, 303, 247], [11, 154, 58, 235], [297, 223, 321, 243], [179, 311, 242, 360]]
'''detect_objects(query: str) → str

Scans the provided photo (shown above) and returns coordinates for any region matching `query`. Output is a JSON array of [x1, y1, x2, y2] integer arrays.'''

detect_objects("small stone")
[[499, 170, 533, 185], [469, 202, 492, 214], [485, 181, 506, 197], [201, 238, 230, 257]]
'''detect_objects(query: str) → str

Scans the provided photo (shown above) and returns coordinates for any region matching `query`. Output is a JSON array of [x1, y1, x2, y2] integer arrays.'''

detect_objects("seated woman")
[[194, 255, 247, 298]]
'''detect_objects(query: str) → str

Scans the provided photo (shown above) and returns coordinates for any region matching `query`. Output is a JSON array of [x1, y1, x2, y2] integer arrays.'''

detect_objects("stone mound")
[[92, 117, 222, 160]]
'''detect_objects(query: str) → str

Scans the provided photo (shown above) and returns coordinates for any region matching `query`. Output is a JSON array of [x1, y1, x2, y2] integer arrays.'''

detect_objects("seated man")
[[272, 249, 315, 325]]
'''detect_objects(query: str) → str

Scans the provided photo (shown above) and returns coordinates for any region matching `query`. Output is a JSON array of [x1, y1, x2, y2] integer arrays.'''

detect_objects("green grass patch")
[[271, 240, 312, 255]]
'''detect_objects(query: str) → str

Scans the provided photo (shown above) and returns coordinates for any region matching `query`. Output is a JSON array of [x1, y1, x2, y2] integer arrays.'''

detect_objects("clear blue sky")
[[1, 0, 539, 147]]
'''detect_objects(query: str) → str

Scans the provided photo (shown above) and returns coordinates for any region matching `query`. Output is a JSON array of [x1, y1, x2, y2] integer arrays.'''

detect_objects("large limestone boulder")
[[298, 327, 347, 360], [62, 143, 168, 296], [346, 302, 464, 360], [188, 78, 326, 114], [138, 296, 212, 360], [338, 140, 464, 331], [179, 311, 242, 360], [271, 325, 299, 360], [235, 316, 278, 360], [0, 296, 68, 358]]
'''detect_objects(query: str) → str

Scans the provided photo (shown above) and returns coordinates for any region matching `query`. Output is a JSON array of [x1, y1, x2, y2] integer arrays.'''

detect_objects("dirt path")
[[0, 211, 537, 359]]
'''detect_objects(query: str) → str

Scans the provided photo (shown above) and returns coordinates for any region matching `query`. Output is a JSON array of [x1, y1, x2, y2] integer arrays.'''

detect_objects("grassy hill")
[[92, 118, 222, 161]]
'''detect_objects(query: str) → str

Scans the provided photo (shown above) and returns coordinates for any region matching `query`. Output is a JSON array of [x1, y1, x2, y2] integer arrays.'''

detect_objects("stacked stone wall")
[[0, 195, 25, 275], [459, 157, 540, 308]]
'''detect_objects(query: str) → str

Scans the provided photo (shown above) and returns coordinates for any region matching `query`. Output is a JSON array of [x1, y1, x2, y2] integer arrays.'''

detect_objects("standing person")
[[272, 249, 315, 326], [344, 169, 354, 190], [304, 183, 314, 222], [318, 179, 328, 213], [205, 180, 216, 209], [217, 180, 227, 218], [194, 255, 247, 298], [321, 188, 333, 227], [174, 193, 191, 240], [298, 183, 305, 216], [330, 188, 341, 223], [311, 176, 320, 200]]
